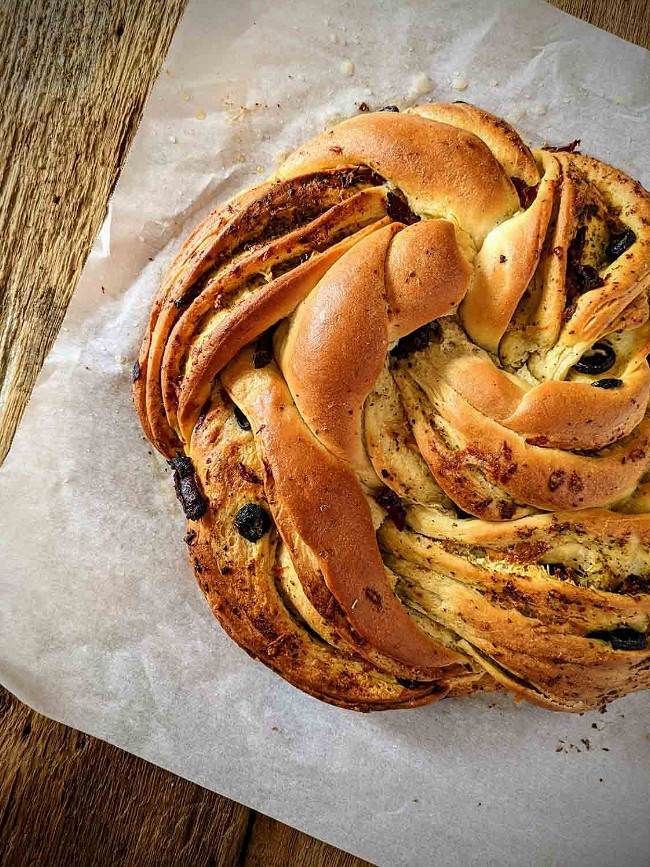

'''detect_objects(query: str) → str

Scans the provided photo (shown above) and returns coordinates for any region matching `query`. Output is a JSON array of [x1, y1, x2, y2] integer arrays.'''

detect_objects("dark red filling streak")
[[543, 139, 581, 154], [511, 177, 539, 210]]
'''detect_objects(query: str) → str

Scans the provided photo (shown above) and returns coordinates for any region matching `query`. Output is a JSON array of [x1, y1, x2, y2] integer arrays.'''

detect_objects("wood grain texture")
[[0, 2, 647, 867], [242, 814, 372, 867], [0, 687, 251, 867], [0, 0, 187, 464], [549, 0, 650, 47]]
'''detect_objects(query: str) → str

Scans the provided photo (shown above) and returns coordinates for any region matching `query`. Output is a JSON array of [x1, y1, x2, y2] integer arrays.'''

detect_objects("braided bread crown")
[[134, 103, 650, 712]]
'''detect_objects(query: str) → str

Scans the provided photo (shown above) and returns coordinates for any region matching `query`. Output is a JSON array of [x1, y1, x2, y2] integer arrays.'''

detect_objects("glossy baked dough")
[[134, 103, 650, 712]]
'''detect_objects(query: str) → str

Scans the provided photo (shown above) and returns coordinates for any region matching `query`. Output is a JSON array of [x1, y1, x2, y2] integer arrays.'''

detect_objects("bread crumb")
[[451, 75, 469, 92], [411, 73, 433, 96], [168, 136, 176, 144], [340, 59, 355, 77], [194, 109, 206, 121], [224, 102, 267, 126], [257, 166, 265, 174], [532, 104, 547, 115], [274, 148, 291, 167], [489, 78, 499, 87], [181, 91, 191, 102]]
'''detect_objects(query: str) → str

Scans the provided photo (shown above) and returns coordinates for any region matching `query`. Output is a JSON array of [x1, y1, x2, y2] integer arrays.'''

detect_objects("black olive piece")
[[606, 228, 636, 262], [587, 628, 647, 651], [396, 677, 427, 689], [233, 405, 251, 431], [571, 264, 604, 294], [253, 329, 274, 369], [173, 285, 201, 309], [169, 455, 207, 520], [454, 506, 475, 520], [385, 190, 420, 225], [569, 224, 587, 259], [390, 321, 441, 359], [132, 360, 141, 382], [591, 378, 623, 390], [573, 342, 616, 375], [235, 503, 271, 542], [619, 574, 648, 594], [374, 487, 406, 531], [380, 105, 400, 112], [169, 455, 194, 477]]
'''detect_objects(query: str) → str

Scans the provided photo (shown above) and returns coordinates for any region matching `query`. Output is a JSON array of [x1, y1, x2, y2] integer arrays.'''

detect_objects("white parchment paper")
[[2, 1, 649, 864]]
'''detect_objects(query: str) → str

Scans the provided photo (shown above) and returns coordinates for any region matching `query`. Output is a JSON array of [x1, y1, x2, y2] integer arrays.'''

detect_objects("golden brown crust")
[[134, 104, 650, 713], [276, 111, 520, 244], [460, 151, 559, 352], [187, 385, 483, 709], [395, 334, 650, 515], [406, 102, 540, 187], [221, 350, 462, 676]]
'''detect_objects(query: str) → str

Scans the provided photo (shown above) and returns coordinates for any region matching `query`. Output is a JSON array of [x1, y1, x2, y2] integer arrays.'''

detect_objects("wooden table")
[[0, 2, 648, 865]]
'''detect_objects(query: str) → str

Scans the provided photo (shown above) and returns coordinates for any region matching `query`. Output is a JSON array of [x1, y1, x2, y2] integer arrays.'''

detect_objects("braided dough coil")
[[134, 103, 650, 712]]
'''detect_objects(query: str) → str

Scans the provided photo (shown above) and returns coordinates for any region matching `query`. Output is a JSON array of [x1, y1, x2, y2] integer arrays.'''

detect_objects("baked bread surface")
[[134, 103, 650, 712]]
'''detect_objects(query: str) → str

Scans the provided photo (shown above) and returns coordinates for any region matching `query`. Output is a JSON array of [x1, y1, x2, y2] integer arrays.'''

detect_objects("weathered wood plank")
[[0, 0, 187, 463], [242, 813, 373, 867], [549, 0, 650, 47], [0, 686, 250, 867]]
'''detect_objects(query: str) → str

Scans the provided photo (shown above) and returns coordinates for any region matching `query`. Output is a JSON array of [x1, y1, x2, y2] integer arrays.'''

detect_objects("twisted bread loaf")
[[134, 103, 650, 712]]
